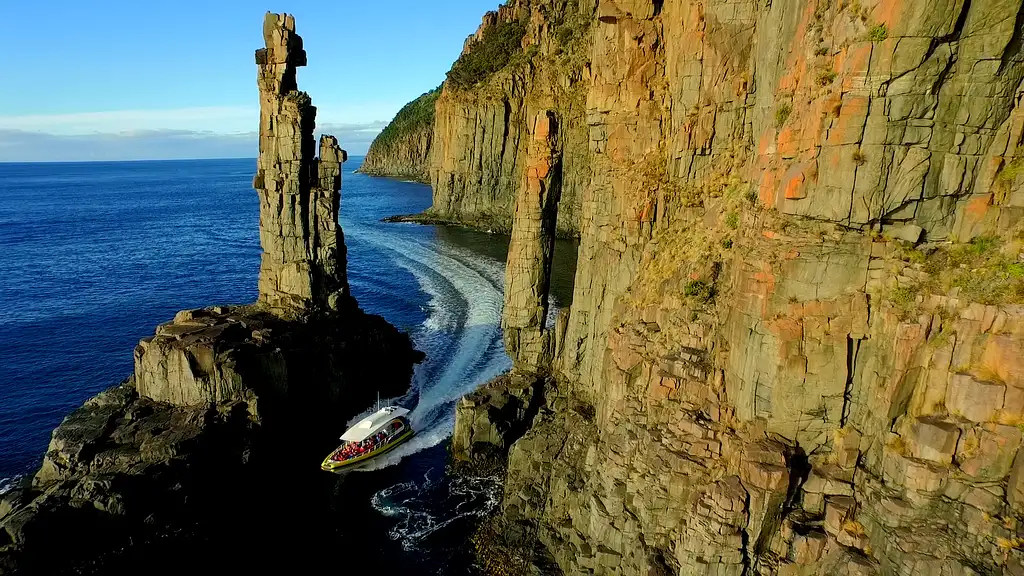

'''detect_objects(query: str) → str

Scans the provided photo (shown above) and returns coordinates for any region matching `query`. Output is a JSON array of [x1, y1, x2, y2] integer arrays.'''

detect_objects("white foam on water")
[[0, 475, 18, 495], [339, 223, 511, 472], [369, 469, 502, 552], [332, 222, 520, 551]]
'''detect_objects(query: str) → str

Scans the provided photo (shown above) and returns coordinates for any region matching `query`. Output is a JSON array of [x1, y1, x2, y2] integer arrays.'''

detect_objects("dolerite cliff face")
[[455, 1, 1024, 575], [431, 1, 591, 238], [365, 0, 591, 237], [0, 14, 418, 574], [358, 88, 439, 183]]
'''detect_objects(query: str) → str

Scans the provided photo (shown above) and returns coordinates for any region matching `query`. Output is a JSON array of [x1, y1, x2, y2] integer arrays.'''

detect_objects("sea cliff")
[[358, 87, 440, 183], [366, 0, 593, 237], [450, 0, 1024, 575], [0, 14, 420, 574]]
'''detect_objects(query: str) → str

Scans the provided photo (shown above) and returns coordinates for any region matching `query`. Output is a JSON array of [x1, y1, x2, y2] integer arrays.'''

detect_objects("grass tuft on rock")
[[816, 69, 838, 87], [922, 236, 1024, 305], [775, 104, 792, 129], [866, 23, 888, 42], [998, 157, 1024, 186]]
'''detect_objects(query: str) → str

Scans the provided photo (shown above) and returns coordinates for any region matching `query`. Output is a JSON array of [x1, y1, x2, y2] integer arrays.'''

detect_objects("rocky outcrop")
[[0, 14, 420, 573], [255, 13, 348, 315], [452, 373, 545, 460], [358, 87, 439, 182], [457, 0, 1024, 575]]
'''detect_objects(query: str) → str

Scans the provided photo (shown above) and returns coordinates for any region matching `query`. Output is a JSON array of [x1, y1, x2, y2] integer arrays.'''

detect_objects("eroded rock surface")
[[503, 111, 562, 371], [452, 373, 545, 460]]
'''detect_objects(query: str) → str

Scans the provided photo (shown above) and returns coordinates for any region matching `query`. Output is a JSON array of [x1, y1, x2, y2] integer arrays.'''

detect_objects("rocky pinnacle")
[[502, 111, 562, 372], [253, 12, 348, 315]]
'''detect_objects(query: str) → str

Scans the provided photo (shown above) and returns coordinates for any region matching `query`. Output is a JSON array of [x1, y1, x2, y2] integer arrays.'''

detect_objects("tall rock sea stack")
[[503, 111, 562, 372], [255, 13, 349, 314], [0, 14, 418, 574], [453, 1, 1024, 575]]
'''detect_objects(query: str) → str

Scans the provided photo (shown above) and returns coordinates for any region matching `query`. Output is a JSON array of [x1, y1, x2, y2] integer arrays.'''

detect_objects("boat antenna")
[[376, 390, 380, 411]]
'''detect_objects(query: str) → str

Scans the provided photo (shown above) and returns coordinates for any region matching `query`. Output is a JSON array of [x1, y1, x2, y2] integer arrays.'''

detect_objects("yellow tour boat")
[[321, 406, 415, 472]]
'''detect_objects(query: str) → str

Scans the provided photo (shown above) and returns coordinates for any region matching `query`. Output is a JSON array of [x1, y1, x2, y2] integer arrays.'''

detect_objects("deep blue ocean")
[[0, 157, 576, 573]]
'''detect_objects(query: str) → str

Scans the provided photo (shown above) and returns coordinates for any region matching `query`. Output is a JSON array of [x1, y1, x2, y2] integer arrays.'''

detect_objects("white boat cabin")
[[341, 406, 411, 443]]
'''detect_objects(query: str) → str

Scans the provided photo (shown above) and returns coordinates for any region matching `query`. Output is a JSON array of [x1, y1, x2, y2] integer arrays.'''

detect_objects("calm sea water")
[[0, 157, 576, 573]]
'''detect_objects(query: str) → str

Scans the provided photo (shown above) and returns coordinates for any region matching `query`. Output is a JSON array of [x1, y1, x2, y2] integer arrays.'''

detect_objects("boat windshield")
[[330, 418, 407, 462]]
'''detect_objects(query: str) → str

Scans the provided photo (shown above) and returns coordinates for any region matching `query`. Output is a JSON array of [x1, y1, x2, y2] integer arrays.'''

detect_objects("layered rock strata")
[[452, 373, 546, 461], [457, 0, 1024, 575], [255, 13, 349, 314], [0, 14, 419, 574]]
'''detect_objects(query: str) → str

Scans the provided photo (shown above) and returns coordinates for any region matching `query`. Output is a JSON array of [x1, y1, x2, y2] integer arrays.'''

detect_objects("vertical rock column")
[[502, 111, 561, 372], [310, 135, 349, 310], [254, 12, 348, 315]]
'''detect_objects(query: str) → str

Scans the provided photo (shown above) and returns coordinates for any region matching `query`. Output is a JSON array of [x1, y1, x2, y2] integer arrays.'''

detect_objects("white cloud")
[[0, 107, 258, 135], [0, 121, 386, 162], [0, 102, 404, 137]]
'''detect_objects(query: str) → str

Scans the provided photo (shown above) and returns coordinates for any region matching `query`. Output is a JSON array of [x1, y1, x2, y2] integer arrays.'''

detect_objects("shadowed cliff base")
[[383, 211, 514, 235], [0, 306, 422, 575]]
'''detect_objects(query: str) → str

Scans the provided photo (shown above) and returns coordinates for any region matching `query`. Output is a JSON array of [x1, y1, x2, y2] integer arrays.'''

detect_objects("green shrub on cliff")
[[371, 87, 441, 149], [447, 18, 527, 89]]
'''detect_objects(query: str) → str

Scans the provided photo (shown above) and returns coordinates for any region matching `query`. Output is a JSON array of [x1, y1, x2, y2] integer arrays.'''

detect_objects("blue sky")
[[0, 1, 499, 161]]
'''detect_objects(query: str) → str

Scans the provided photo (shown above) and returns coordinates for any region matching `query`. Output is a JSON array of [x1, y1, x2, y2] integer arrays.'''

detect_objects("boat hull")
[[320, 429, 416, 472]]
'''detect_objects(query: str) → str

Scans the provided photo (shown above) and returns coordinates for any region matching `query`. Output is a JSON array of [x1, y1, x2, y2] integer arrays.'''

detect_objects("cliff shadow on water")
[[430, 225, 579, 309]]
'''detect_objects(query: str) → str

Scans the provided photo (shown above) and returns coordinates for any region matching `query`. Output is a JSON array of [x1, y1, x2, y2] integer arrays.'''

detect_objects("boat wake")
[[369, 468, 502, 551], [0, 475, 18, 496], [345, 223, 511, 472], [338, 220, 514, 554]]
